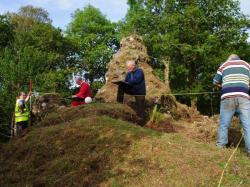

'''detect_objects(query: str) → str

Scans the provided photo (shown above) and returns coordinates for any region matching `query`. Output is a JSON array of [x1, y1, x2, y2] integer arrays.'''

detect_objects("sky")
[[0, 0, 249, 30], [0, 0, 128, 29]]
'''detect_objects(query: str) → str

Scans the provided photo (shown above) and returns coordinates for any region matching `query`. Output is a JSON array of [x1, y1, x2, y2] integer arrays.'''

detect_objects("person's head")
[[84, 73, 90, 81], [126, 60, 136, 72], [19, 92, 27, 100], [227, 54, 240, 61], [75, 77, 83, 86]]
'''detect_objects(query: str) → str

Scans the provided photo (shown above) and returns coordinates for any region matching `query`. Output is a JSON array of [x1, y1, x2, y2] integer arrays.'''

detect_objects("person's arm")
[[125, 73, 129, 83], [72, 85, 83, 98], [75, 83, 89, 98], [24, 91, 32, 102], [214, 83, 222, 89], [126, 69, 144, 85], [249, 69, 250, 88], [213, 68, 222, 88]]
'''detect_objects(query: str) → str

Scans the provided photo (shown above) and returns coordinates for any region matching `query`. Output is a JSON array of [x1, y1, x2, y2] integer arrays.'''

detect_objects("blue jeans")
[[218, 97, 250, 153]]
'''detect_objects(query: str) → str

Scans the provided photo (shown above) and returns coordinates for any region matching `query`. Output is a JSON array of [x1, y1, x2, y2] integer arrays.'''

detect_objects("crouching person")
[[71, 77, 92, 107], [15, 91, 31, 135]]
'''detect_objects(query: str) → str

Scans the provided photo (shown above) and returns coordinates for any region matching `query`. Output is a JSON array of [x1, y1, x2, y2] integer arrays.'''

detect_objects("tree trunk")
[[162, 57, 171, 90]]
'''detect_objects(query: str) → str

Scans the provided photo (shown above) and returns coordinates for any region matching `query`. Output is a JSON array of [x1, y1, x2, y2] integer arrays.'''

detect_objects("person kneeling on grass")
[[71, 77, 92, 107]]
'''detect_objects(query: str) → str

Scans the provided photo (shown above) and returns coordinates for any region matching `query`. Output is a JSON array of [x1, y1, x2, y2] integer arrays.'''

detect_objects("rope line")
[[217, 133, 243, 187], [30, 91, 220, 97], [163, 91, 220, 96]]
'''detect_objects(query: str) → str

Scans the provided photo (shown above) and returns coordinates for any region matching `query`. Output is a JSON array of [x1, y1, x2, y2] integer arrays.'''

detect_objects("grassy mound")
[[0, 103, 249, 186], [39, 103, 139, 126]]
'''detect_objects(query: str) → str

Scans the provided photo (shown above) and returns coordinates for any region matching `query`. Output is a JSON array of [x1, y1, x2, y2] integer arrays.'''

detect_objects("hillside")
[[0, 103, 249, 186]]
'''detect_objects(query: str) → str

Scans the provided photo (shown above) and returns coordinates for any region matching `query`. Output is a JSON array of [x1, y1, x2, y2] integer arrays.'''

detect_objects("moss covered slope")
[[0, 104, 249, 186]]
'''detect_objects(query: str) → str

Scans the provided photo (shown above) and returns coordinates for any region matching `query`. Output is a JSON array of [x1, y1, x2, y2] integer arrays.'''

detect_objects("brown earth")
[[38, 103, 140, 127], [33, 98, 242, 147], [1, 103, 249, 187], [30, 91, 243, 148]]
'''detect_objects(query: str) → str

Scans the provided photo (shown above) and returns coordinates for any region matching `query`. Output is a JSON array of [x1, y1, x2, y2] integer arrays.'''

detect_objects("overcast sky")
[[0, 0, 249, 30]]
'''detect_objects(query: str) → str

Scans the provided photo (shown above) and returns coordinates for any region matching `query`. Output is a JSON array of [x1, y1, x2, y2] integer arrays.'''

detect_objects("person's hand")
[[111, 80, 122, 83], [28, 91, 32, 96], [214, 84, 221, 91], [72, 95, 77, 98], [216, 84, 222, 88]]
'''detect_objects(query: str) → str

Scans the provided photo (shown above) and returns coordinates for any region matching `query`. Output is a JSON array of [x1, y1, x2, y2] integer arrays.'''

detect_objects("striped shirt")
[[213, 59, 250, 100]]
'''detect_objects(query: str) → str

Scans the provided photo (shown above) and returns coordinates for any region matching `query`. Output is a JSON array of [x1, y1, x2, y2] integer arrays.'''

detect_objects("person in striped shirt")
[[213, 54, 250, 157]]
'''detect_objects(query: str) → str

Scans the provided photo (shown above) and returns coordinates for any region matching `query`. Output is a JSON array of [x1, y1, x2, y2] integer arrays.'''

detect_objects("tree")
[[0, 16, 14, 140], [17, 5, 52, 24], [66, 5, 118, 82], [120, 0, 250, 114], [9, 5, 51, 31], [0, 6, 76, 136], [0, 15, 13, 49], [5, 5, 76, 91]]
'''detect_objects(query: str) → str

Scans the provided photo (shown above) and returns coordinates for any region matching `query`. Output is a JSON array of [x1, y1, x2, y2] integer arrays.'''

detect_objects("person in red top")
[[71, 77, 91, 107]]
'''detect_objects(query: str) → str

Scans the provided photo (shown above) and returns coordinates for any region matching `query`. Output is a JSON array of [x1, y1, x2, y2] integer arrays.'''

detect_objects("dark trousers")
[[117, 82, 133, 103], [134, 96, 146, 120], [117, 83, 146, 122], [16, 121, 28, 135]]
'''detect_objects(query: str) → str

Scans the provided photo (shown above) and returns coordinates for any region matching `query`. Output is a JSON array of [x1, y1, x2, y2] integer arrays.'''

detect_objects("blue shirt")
[[125, 68, 146, 95], [18, 99, 26, 109]]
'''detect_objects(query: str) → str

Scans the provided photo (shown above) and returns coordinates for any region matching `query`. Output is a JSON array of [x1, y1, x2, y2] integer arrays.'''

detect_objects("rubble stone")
[[32, 93, 65, 121], [95, 34, 173, 105]]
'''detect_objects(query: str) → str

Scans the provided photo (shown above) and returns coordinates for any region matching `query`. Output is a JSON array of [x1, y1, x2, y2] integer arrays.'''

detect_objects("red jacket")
[[71, 81, 91, 107], [75, 81, 91, 99]]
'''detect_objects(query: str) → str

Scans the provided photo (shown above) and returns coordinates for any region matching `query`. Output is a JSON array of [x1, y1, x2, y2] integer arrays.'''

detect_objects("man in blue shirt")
[[113, 60, 146, 124]]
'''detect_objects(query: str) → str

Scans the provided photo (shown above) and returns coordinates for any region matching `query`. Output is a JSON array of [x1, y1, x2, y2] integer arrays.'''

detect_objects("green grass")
[[0, 103, 249, 186]]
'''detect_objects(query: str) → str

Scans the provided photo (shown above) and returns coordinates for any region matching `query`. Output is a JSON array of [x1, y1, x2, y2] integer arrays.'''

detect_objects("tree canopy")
[[0, 6, 76, 136], [66, 5, 118, 82], [1, 1, 250, 139], [119, 0, 250, 112]]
